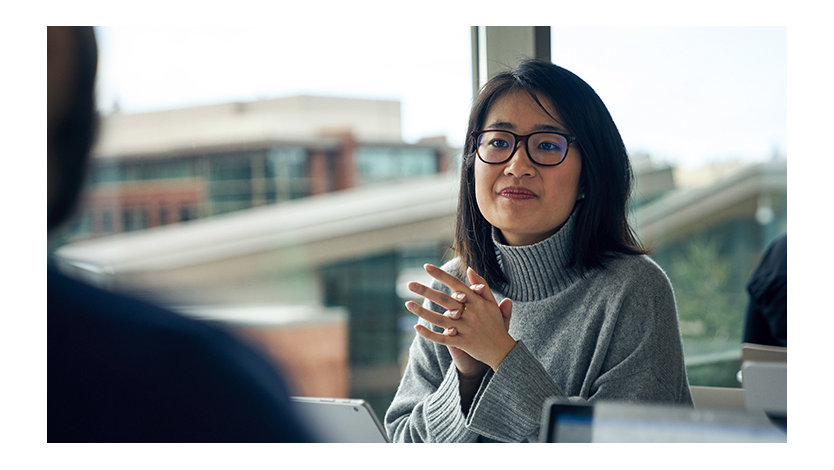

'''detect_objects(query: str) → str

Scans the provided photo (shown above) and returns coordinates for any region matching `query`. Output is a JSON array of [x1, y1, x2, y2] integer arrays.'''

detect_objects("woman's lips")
[[499, 186, 537, 200]]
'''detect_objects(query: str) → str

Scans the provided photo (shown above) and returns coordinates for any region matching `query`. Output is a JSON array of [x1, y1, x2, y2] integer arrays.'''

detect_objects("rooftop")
[[93, 95, 405, 159]]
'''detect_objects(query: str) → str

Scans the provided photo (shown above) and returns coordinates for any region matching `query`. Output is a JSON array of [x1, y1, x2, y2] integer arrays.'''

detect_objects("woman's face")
[[474, 90, 583, 246]]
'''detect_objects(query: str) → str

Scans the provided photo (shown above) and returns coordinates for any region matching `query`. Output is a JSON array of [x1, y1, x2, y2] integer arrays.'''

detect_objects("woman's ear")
[[576, 171, 587, 201]]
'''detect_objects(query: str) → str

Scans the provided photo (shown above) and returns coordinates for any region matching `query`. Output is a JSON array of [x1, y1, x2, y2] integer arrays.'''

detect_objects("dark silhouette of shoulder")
[[743, 235, 787, 347], [47, 265, 316, 442]]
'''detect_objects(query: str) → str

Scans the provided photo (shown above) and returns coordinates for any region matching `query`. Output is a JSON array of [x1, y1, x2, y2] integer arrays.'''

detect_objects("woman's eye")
[[538, 141, 562, 152], [489, 139, 510, 148]]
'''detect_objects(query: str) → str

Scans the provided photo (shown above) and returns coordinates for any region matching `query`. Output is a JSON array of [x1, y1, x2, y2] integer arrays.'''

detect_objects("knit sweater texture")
[[384, 211, 693, 442]]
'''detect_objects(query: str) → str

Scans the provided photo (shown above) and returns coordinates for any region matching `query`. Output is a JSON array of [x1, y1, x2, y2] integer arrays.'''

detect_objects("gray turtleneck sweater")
[[384, 214, 692, 443]]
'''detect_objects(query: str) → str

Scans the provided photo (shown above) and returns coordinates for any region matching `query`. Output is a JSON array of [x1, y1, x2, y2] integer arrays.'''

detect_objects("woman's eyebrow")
[[485, 121, 566, 132], [485, 121, 515, 130], [532, 123, 564, 132]]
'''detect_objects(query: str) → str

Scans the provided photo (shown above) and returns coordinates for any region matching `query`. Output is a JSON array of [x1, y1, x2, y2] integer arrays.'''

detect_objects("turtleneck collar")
[[491, 205, 583, 301]]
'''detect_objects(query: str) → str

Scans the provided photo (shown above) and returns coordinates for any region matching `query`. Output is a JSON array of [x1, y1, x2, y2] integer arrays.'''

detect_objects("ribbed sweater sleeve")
[[384, 298, 481, 442], [466, 340, 565, 442]]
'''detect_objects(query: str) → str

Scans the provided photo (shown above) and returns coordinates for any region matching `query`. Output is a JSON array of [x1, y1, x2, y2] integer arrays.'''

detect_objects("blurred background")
[[49, 26, 786, 421]]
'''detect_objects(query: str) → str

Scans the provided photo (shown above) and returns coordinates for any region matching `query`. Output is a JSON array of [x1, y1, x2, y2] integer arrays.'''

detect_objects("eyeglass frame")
[[471, 129, 577, 167]]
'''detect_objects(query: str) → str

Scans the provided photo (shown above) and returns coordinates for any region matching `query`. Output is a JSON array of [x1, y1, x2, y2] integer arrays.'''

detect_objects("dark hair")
[[453, 59, 645, 286], [47, 26, 99, 231]]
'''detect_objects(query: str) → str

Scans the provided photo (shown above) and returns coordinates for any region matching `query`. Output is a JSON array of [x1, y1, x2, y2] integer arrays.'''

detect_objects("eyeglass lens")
[[477, 130, 569, 165]]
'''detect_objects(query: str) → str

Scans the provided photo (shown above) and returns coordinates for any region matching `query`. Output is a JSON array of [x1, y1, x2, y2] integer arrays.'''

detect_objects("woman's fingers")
[[446, 309, 462, 320], [407, 281, 465, 313], [471, 283, 511, 330], [424, 264, 471, 294], [498, 297, 513, 330], [405, 301, 457, 331], [466, 267, 496, 304], [414, 323, 455, 346], [418, 264, 495, 310]]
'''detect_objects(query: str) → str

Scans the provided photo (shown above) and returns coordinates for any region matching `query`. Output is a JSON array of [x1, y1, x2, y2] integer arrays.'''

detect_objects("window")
[[266, 147, 311, 201], [101, 210, 113, 233], [549, 27, 787, 386], [179, 206, 192, 223], [52, 26, 784, 416], [356, 146, 438, 185]]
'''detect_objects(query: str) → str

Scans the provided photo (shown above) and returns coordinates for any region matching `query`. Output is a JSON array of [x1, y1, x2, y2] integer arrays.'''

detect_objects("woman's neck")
[[491, 209, 581, 301]]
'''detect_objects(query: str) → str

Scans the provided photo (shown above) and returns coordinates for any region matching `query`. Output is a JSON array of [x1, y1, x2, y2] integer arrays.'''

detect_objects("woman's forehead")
[[484, 89, 566, 130]]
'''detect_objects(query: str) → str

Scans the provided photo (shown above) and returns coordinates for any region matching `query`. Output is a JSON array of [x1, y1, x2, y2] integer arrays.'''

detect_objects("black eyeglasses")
[[472, 129, 577, 167]]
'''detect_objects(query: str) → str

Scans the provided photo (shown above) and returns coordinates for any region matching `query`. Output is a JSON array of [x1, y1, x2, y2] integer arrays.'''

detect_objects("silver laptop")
[[290, 397, 390, 443], [539, 398, 786, 443], [741, 343, 786, 364]]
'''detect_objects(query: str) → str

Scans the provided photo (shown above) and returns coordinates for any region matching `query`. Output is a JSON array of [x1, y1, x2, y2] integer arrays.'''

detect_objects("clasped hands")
[[405, 264, 516, 377]]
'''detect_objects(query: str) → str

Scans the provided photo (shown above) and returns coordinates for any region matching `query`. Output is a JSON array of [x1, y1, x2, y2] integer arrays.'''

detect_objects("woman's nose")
[[503, 141, 536, 177]]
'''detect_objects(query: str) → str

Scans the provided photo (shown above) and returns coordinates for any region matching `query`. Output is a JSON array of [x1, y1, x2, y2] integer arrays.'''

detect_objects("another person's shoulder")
[[49, 267, 241, 356], [747, 234, 786, 302], [768, 234, 787, 254], [48, 267, 312, 441], [48, 267, 284, 381], [757, 234, 786, 273]]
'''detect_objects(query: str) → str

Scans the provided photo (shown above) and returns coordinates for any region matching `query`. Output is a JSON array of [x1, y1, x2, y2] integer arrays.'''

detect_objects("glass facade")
[[71, 143, 442, 242], [266, 147, 312, 201], [208, 151, 256, 216], [356, 146, 438, 185]]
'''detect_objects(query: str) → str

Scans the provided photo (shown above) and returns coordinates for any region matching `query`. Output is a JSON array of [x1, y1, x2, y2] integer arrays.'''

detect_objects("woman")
[[384, 60, 692, 443]]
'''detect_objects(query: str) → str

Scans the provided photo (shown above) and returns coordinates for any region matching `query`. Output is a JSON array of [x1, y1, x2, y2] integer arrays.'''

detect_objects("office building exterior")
[[64, 95, 453, 241]]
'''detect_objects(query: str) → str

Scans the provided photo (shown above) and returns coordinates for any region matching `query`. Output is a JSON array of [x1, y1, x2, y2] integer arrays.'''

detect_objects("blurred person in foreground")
[[742, 234, 787, 347], [386, 60, 692, 442], [47, 26, 315, 442]]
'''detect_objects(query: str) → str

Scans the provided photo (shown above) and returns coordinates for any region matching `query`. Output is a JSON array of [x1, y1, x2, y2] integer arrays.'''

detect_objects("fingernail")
[[446, 309, 460, 319], [452, 292, 466, 301]]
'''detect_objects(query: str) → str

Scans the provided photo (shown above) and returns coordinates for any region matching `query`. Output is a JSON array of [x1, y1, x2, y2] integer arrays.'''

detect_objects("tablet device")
[[290, 396, 390, 443]]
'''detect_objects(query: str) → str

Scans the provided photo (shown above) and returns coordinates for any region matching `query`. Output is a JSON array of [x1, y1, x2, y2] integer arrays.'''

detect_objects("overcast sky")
[[94, 26, 785, 170]]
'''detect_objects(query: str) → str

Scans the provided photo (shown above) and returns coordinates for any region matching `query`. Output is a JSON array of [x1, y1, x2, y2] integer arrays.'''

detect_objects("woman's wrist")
[[457, 369, 485, 415], [458, 369, 486, 382], [487, 335, 517, 372], [457, 363, 487, 381]]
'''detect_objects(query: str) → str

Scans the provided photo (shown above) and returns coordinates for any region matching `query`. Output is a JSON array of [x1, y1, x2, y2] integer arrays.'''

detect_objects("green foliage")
[[667, 237, 746, 343], [686, 359, 742, 388], [663, 236, 750, 386]]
